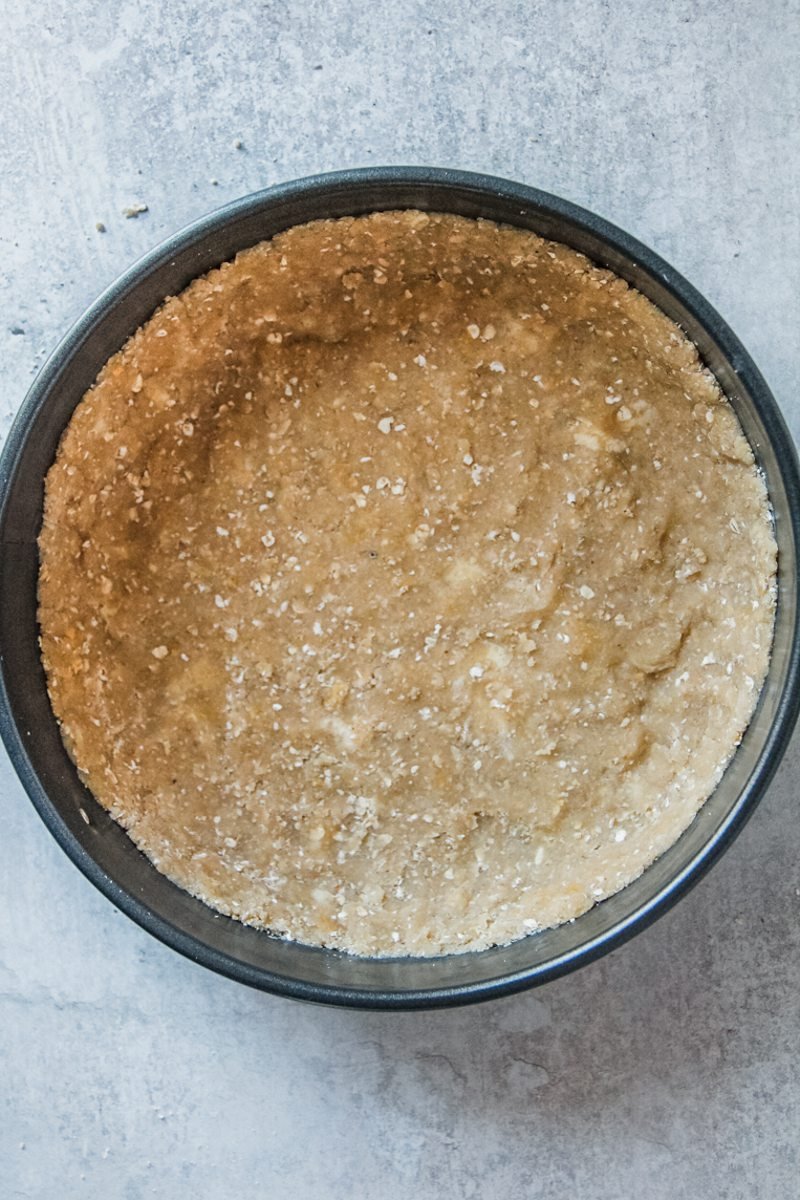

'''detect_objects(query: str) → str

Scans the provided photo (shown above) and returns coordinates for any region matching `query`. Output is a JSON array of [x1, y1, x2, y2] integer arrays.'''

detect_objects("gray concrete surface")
[[2, 2, 799, 1196]]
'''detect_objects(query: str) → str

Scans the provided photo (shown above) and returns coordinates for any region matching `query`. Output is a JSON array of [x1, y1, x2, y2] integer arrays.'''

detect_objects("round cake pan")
[[1, 167, 798, 1009]]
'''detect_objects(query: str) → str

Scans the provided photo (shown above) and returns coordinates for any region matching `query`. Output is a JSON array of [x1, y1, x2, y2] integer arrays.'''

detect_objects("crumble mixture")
[[38, 211, 776, 956]]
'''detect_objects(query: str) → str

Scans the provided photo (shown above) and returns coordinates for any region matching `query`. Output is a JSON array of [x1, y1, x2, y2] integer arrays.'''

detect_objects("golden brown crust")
[[39, 211, 776, 956]]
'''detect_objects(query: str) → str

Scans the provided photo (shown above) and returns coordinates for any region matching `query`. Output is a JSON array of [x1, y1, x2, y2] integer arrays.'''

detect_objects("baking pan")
[[1, 167, 798, 1008]]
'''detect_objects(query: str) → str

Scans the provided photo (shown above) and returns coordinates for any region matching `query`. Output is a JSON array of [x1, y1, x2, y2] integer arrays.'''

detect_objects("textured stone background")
[[1, 2, 799, 1196]]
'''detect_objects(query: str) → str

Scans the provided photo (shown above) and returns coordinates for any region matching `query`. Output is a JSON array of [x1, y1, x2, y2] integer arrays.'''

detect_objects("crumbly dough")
[[39, 211, 776, 957]]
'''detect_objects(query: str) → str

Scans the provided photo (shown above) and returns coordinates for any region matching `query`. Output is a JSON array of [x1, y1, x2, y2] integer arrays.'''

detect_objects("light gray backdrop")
[[1, 2, 798, 1197]]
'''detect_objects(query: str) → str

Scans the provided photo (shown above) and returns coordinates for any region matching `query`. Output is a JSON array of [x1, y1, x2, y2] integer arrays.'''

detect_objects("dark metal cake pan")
[[1, 167, 798, 1008]]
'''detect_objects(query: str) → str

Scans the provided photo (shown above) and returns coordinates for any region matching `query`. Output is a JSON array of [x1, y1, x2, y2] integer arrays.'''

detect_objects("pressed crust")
[[39, 212, 776, 956]]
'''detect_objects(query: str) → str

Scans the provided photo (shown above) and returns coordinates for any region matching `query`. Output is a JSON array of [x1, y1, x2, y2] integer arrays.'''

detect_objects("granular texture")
[[39, 212, 776, 955]]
